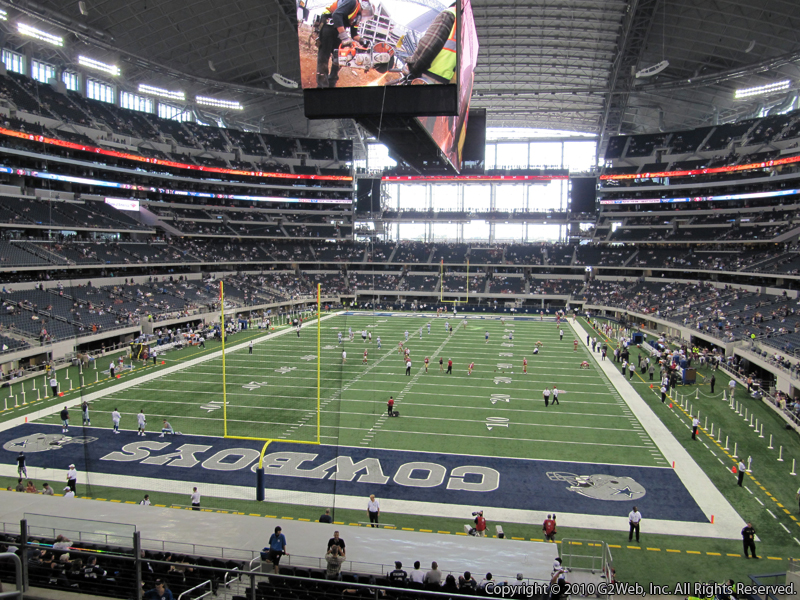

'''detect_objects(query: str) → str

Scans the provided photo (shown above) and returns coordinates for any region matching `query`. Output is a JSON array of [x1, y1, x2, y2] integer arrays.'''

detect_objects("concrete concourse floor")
[[0, 491, 557, 583]]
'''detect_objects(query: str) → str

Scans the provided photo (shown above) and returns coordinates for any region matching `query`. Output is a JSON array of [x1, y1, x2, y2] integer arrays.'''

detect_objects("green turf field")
[[30, 314, 668, 469]]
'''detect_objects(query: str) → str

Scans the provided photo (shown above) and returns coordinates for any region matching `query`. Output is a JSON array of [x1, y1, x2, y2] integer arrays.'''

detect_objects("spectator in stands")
[[424, 561, 442, 588], [389, 561, 408, 584], [325, 544, 345, 580], [459, 571, 477, 591], [41, 483, 53, 496], [319, 508, 332, 523], [144, 579, 174, 600], [441, 573, 460, 593], [25, 480, 38, 494], [83, 556, 112, 583], [409, 561, 425, 585]]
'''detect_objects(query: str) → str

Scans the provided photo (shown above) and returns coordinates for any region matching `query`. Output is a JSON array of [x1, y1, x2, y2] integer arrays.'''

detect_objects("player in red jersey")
[[523, 357, 528, 374], [363, 349, 368, 364], [468, 362, 474, 376], [424, 356, 429, 373], [573, 339, 579, 352]]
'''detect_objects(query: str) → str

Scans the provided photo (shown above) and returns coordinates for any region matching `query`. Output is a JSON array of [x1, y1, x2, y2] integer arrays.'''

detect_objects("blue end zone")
[[1, 424, 706, 523]]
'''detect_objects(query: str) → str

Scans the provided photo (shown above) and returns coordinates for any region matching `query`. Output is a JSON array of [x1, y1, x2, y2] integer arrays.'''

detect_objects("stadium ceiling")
[[4, 0, 800, 155]]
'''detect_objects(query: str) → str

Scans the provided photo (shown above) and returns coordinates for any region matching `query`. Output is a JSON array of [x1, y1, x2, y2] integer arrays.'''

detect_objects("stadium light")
[[0, 9, 7, 20], [138, 84, 185, 101], [734, 80, 791, 99], [196, 95, 243, 110], [78, 55, 120, 76], [17, 23, 63, 46]]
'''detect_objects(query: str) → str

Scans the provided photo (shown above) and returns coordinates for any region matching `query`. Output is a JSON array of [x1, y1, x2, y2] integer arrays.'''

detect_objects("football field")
[[35, 314, 668, 468], [4, 311, 752, 538]]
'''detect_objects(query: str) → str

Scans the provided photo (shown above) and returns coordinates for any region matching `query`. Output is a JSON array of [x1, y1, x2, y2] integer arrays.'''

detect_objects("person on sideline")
[[742, 522, 758, 559], [367, 494, 380, 527], [190, 487, 201, 510], [628, 506, 642, 543]]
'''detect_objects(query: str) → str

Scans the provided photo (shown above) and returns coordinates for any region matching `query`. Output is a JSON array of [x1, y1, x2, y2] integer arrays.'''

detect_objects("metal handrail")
[[0, 552, 23, 599], [176, 579, 212, 600]]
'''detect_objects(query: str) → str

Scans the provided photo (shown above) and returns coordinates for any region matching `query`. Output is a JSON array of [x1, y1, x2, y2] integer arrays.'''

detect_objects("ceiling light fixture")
[[0, 9, 7, 20], [272, 73, 298, 89], [196, 95, 242, 110], [635, 60, 669, 78], [18, 23, 63, 46], [78, 55, 120, 76], [735, 80, 791, 99], [138, 83, 185, 101]]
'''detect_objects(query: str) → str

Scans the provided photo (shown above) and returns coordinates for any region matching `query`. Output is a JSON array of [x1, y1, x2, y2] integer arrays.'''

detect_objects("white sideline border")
[[570, 319, 745, 540]]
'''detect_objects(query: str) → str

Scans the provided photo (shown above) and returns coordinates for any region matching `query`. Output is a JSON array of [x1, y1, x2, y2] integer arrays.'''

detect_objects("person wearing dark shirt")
[[389, 561, 408, 584], [742, 522, 758, 559], [144, 580, 174, 600], [319, 508, 333, 523], [327, 531, 346, 556], [315, 0, 375, 88], [459, 571, 477, 591], [17, 452, 26, 478]]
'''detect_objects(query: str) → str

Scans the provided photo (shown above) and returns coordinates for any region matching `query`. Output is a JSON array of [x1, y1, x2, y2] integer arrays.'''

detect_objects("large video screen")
[[299, 0, 462, 89], [415, 0, 479, 168]]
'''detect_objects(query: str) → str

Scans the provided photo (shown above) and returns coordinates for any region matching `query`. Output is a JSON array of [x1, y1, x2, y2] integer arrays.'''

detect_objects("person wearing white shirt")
[[109, 361, 115, 378], [692, 417, 700, 440], [111, 408, 121, 433], [63, 487, 75, 499], [66, 464, 78, 494], [140, 495, 151, 506], [738, 460, 747, 487], [367, 494, 380, 527], [191, 487, 201, 511], [49, 377, 58, 398], [628, 506, 642, 543], [728, 378, 736, 399], [409, 561, 425, 584], [137, 410, 147, 436], [543, 387, 551, 407]]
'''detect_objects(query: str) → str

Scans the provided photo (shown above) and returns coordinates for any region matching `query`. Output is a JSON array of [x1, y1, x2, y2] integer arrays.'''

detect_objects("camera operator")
[[472, 510, 487, 537]]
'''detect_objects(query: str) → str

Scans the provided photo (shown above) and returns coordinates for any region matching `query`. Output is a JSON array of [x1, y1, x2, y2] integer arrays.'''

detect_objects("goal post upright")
[[317, 282, 321, 445], [220, 280, 228, 438]]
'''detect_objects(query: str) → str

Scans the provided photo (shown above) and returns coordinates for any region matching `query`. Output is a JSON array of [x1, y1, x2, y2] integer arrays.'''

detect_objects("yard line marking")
[[780, 523, 791, 534], [767, 509, 777, 519]]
